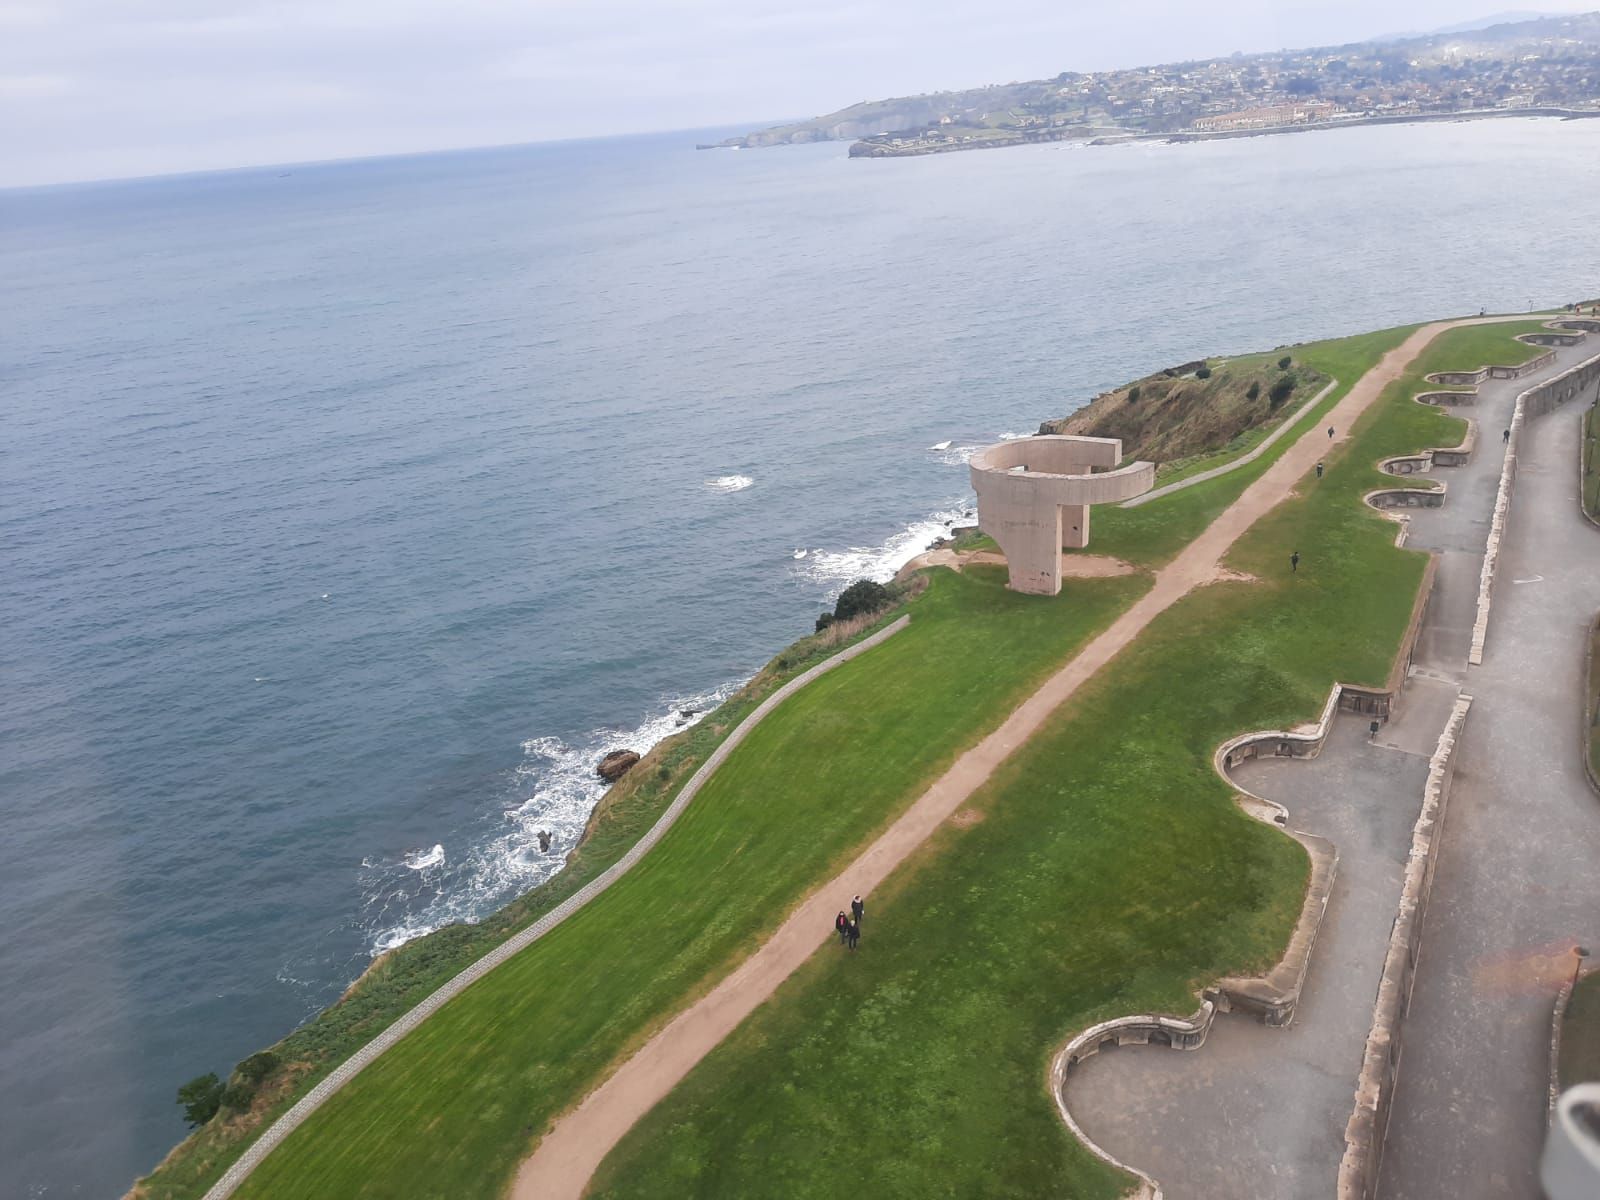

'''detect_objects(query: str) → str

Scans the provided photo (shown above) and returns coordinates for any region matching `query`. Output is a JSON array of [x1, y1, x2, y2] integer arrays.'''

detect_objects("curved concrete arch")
[[969, 435, 1154, 595]]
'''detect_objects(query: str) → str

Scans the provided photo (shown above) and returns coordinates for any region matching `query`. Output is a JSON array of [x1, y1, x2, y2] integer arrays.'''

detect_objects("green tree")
[[177, 1073, 223, 1128], [1278, 355, 1293, 370], [1246, 381, 1261, 401], [221, 1082, 256, 1113], [1126, 385, 1142, 404], [834, 579, 891, 621], [815, 612, 835, 633], [236, 1051, 279, 1084], [1195, 364, 1212, 379], [1269, 377, 1297, 409]]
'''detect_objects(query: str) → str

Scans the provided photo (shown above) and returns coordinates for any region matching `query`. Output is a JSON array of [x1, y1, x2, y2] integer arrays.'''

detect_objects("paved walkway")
[[1059, 337, 1599, 1199], [514, 318, 1534, 1200], [1377, 364, 1600, 1198]]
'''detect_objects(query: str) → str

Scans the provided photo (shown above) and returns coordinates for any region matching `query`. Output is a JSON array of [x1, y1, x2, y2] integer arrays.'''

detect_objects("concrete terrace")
[[1061, 334, 1600, 1199]]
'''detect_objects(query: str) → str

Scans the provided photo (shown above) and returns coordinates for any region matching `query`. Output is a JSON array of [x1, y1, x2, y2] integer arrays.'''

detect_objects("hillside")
[[1039, 354, 1328, 466]]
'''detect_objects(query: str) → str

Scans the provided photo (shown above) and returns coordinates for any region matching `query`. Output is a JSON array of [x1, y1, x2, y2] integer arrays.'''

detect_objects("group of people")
[[833, 893, 866, 951]]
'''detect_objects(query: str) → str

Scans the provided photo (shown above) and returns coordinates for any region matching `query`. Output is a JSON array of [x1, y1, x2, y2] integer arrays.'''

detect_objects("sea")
[[3, 116, 1600, 1197]]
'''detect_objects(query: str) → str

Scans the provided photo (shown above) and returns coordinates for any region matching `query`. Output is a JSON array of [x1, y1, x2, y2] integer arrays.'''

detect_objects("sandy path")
[[513, 318, 1520, 1200]]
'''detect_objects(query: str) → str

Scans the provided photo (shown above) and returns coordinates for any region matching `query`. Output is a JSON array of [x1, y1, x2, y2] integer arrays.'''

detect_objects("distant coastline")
[[843, 106, 1600, 159]]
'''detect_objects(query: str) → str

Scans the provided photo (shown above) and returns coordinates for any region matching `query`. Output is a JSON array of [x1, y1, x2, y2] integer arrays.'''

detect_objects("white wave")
[[934, 442, 980, 467], [798, 497, 975, 593], [792, 548, 807, 559], [359, 678, 741, 956], [929, 440, 952, 451], [705, 474, 753, 493], [998, 430, 1028, 441], [404, 844, 444, 870]]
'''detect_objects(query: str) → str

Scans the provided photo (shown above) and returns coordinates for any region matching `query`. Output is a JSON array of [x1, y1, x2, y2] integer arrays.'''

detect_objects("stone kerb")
[[1337, 693, 1474, 1200], [1470, 351, 1600, 666], [199, 615, 912, 1200], [1550, 965, 1600, 1120]]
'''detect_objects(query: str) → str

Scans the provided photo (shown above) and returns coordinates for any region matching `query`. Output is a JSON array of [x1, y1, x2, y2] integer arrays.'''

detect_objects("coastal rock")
[[597, 750, 640, 782]]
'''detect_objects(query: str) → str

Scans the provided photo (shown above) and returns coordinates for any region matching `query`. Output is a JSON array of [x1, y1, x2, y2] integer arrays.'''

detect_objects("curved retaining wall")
[[1336, 694, 1473, 1200], [1365, 488, 1446, 511], [1470, 351, 1600, 665], [200, 615, 912, 1200]]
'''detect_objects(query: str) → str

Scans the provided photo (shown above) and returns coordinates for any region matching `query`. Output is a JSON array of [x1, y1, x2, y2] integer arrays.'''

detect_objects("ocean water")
[[3, 117, 1600, 1197]]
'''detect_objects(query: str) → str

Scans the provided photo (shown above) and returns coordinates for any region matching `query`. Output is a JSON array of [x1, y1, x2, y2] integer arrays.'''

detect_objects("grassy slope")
[[228, 567, 1148, 1200], [1589, 607, 1600, 786], [587, 324, 1532, 1198], [132, 605, 917, 1198], [1584, 403, 1599, 523], [1560, 971, 1600, 1090]]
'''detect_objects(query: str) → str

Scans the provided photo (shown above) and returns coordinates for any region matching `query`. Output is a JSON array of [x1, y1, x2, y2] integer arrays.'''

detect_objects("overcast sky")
[[1, 1, 1594, 186]]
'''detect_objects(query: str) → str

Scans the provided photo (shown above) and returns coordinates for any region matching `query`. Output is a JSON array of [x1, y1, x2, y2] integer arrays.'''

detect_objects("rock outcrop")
[[596, 750, 640, 782]]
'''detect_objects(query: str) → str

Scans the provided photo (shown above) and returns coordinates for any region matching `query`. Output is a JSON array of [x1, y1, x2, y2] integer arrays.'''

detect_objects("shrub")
[[833, 579, 891, 622], [1269, 377, 1297, 409], [815, 612, 835, 633], [1278, 355, 1293, 370], [177, 1073, 223, 1128], [235, 1051, 279, 1084], [220, 1081, 256, 1112], [1126, 385, 1141, 404], [1246, 381, 1261, 401], [1195, 365, 1212, 380]]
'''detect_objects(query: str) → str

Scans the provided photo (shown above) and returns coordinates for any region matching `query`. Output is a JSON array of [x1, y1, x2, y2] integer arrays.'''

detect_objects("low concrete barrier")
[[1336, 693, 1473, 1200], [200, 615, 912, 1200], [1365, 488, 1446, 510], [1413, 390, 1477, 406], [1470, 351, 1600, 665]]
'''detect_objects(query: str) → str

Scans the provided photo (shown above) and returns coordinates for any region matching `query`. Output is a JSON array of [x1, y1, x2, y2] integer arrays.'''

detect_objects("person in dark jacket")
[[846, 918, 860, 951], [1290, 550, 1300, 573], [851, 894, 865, 927], [835, 911, 849, 945]]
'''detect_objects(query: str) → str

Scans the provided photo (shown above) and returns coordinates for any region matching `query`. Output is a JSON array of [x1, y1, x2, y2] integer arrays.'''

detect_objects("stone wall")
[[1336, 694, 1474, 1200]]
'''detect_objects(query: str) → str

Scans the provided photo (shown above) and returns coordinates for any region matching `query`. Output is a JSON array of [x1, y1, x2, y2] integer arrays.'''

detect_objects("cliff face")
[[1040, 358, 1327, 465], [729, 99, 957, 147]]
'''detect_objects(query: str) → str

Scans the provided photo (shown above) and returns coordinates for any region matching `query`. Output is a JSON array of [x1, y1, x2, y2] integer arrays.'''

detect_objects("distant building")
[[1193, 101, 1338, 130]]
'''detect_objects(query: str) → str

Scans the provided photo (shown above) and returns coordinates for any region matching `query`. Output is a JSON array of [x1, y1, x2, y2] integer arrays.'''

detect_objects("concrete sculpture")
[[969, 435, 1154, 594]]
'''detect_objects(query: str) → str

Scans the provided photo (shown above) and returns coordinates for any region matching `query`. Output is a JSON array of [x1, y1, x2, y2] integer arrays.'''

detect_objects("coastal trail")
[[513, 316, 1524, 1200]]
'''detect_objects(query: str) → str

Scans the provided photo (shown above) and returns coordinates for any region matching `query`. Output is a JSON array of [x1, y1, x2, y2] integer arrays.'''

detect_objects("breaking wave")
[[358, 679, 739, 955], [705, 474, 754, 493], [797, 498, 975, 594]]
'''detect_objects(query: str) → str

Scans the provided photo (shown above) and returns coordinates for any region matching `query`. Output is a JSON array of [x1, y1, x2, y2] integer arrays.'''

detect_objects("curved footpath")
[[516, 316, 1537, 1200], [200, 615, 910, 1200]]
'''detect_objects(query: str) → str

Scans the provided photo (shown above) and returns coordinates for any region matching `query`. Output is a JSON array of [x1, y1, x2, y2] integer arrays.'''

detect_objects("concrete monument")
[[969, 434, 1154, 594]]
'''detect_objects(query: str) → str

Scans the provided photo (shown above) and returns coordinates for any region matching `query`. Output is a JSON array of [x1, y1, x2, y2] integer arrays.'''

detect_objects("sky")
[[1, 1, 1596, 186]]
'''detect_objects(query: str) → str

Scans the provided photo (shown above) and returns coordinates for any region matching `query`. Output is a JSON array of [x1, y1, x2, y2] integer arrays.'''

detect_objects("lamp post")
[[1572, 945, 1591, 993]]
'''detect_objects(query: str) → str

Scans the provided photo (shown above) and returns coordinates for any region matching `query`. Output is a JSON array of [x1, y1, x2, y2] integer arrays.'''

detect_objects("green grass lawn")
[[1560, 971, 1600, 1090], [222, 567, 1149, 1200], [585, 325, 1537, 1199], [1583, 404, 1599, 524]]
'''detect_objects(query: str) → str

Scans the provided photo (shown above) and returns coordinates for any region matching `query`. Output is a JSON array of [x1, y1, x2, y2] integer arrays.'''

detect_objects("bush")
[[1269, 377, 1297, 409], [235, 1051, 279, 1084], [220, 1082, 256, 1112], [177, 1073, 223, 1128], [815, 612, 835, 633], [1126, 385, 1141, 404], [833, 579, 891, 622], [1278, 355, 1293, 370], [1195, 365, 1212, 380], [1246, 381, 1261, 401]]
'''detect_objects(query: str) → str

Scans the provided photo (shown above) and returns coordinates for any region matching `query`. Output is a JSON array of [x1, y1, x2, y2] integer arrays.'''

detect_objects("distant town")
[[704, 11, 1600, 158]]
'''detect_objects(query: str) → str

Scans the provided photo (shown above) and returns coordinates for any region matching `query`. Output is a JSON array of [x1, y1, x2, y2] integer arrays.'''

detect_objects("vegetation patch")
[[1040, 352, 1327, 465], [585, 324, 1532, 1199], [1560, 970, 1600, 1090], [1583, 403, 1599, 524], [1588, 611, 1600, 788]]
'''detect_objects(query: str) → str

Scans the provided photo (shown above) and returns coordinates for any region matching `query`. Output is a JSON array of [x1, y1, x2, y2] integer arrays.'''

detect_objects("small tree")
[[1269, 377, 1297, 409], [1126, 385, 1142, 404], [236, 1052, 279, 1084], [1195, 364, 1212, 379], [1277, 355, 1293, 370], [221, 1082, 256, 1113], [177, 1073, 223, 1128], [834, 579, 891, 621], [1246, 381, 1261, 401], [815, 612, 835, 633]]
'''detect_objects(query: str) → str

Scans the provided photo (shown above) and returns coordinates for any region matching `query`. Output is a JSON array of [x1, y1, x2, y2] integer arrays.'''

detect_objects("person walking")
[[835, 911, 849, 945], [846, 918, 860, 952], [851, 894, 865, 927], [1326, 425, 1335, 440], [1290, 550, 1300, 573], [1503, 427, 1511, 445], [1315, 460, 1324, 479], [1369, 718, 1381, 741]]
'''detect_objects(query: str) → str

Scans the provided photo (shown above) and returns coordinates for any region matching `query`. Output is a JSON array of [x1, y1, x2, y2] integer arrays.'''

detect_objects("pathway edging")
[[199, 615, 910, 1200]]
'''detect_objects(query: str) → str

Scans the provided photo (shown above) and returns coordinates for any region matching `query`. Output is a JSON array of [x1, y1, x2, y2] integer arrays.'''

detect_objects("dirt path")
[[513, 318, 1523, 1200]]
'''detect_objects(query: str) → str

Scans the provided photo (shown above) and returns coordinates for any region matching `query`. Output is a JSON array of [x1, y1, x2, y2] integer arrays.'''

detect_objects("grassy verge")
[[132, 598, 917, 1197], [1560, 971, 1600, 1090], [1588, 612, 1600, 788], [585, 325, 1530, 1198], [222, 566, 1148, 1200]]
